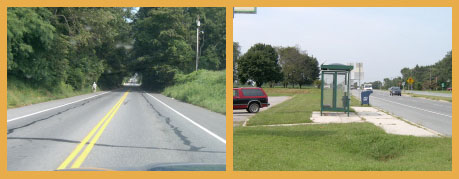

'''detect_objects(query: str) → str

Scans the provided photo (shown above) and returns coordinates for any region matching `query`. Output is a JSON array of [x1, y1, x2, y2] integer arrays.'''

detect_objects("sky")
[[234, 7, 452, 83]]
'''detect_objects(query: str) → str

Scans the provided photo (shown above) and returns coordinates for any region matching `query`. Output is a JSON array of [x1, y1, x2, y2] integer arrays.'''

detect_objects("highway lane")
[[7, 87, 226, 171], [351, 89, 452, 136]]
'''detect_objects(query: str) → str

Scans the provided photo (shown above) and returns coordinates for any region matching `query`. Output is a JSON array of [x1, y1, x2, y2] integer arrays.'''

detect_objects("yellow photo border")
[[1, 0, 456, 178]]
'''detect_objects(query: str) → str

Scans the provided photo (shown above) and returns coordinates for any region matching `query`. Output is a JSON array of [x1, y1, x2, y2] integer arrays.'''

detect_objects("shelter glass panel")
[[323, 73, 334, 108]]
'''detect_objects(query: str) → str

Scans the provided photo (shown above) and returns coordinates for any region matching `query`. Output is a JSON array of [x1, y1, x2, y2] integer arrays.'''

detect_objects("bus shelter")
[[320, 64, 353, 116]]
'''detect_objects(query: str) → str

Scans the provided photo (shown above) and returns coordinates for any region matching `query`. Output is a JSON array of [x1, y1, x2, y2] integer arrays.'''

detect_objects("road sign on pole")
[[407, 77, 414, 85]]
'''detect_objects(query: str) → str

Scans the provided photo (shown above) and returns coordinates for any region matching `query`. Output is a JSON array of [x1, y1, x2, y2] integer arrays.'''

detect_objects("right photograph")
[[233, 7, 452, 171]]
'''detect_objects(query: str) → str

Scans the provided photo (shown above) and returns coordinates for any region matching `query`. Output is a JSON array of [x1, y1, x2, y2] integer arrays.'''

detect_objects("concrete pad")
[[352, 107, 439, 137], [310, 111, 363, 124]]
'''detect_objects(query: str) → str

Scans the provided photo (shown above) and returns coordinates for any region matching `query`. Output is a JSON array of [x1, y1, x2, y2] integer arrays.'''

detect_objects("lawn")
[[262, 87, 313, 96], [234, 123, 452, 171], [246, 88, 318, 126], [247, 88, 365, 126]]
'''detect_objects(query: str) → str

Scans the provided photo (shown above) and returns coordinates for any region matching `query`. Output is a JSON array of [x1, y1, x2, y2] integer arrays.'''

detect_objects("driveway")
[[233, 96, 292, 126]]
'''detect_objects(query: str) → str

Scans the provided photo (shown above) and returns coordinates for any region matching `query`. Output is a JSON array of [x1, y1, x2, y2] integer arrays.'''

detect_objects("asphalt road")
[[351, 89, 452, 136], [7, 87, 226, 171]]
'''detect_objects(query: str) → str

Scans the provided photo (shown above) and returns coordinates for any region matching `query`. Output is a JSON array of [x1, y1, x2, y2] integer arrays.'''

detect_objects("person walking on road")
[[92, 82, 97, 93]]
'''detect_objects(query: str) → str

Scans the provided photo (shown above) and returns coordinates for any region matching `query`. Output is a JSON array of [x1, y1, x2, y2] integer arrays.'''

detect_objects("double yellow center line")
[[57, 91, 129, 170]]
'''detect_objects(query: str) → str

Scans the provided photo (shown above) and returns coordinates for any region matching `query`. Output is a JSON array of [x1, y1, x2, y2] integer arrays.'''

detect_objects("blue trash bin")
[[361, 90, 373, 105]]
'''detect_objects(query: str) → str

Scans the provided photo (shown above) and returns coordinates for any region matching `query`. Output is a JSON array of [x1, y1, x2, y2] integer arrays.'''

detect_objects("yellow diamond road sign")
[[407, 77, 414, 84]]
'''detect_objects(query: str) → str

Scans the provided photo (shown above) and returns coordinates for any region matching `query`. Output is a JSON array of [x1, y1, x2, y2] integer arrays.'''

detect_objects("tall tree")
[[277, 46, 320, 88], [233, 42, 241, 83], [237, 43, 282, 87]]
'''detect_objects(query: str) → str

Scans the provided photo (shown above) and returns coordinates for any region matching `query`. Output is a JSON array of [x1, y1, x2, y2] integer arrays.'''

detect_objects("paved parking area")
[[233, 96, 291, 126]]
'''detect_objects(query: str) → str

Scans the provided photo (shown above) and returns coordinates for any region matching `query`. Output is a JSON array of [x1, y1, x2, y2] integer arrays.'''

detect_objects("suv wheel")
[[248, 103, 260, 113]]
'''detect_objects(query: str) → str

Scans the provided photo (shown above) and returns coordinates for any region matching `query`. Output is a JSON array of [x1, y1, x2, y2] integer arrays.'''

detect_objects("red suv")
[[233, 87, 269, 113]]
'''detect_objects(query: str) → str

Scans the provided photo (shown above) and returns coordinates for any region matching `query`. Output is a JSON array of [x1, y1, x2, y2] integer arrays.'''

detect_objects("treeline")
[[132, 7, 226, 90], [8, 7, 226, 92], [377, 51, 452, 90], [234, 43, 320, 88]]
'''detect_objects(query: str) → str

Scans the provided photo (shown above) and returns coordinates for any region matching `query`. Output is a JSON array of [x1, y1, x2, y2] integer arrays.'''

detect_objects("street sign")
[[402, 82, 405, 86], [234, 7, 257, 14], [407, 77, 414, 84], [442, 83, 445, 88]]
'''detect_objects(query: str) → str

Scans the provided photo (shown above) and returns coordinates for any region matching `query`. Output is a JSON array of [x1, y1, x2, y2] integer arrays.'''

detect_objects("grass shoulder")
[[7, 77, 93, 109], [405, 93, 452, 102], [162, 70, 225, 114]]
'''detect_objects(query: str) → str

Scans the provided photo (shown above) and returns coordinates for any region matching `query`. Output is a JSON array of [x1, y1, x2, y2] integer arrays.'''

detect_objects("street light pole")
[[196, 16, 200, 71]]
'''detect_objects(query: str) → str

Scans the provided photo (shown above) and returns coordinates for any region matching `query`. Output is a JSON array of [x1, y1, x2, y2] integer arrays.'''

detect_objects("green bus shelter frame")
[[320, 64, 353, 116]]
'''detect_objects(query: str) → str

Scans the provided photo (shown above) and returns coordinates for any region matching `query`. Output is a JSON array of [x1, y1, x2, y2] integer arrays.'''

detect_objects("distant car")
[[233, 87, 269, 113], [390, 87, 401, 96], [363, 84, 373, 91], [447, 87, 452, 91]]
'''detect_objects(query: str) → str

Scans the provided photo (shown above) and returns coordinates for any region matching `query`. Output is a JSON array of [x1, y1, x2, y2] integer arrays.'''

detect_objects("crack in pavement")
[[7, 95, 104, 135], [7, 137, 223, 154], [141, 93, 204, 152]]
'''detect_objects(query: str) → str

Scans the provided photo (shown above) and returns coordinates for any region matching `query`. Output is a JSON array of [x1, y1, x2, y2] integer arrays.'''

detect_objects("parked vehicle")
[[233, 87, 269, 113], [447, 87, 452, 91], [390, 86, 401, 96]]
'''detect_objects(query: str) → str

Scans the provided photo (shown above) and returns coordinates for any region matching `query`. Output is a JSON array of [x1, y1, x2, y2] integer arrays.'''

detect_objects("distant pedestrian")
[[92, 82, 97, 93]]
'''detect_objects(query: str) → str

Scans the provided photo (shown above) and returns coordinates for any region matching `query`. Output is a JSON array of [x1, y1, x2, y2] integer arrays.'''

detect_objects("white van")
[[363, 83, 373, 91]]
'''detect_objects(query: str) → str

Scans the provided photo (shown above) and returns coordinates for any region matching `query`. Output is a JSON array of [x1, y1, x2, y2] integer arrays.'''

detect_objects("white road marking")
[[145, 92, 226, 144], [7, 92, 110, 123], [371, 96, 452, 118]]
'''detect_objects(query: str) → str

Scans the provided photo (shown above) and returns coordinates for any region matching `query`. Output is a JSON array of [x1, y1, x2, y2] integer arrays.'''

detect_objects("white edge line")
[[7, 91, 110, 123], [145, 92, 226, 144], [371, 96, 452, 118]]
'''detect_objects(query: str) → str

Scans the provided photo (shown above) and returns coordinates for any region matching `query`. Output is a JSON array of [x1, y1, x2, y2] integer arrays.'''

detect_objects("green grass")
[[405, 93, 452, 102], [234, 123, 452, 171], [7, 77, 93, 108], [408, 90, 452, 94], [246, 88, 318, 126], [163, 70, 225, 114], [247, 88, 364, 126], [263, 87, 311, 96]]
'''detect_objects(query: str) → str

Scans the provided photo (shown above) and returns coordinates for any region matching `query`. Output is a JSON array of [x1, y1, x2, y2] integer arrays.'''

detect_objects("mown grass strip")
[[234, 123, 452, 171]]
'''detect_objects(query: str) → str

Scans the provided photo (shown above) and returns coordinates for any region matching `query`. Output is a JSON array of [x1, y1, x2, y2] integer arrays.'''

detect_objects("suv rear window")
[[241, 89, 264, 96]]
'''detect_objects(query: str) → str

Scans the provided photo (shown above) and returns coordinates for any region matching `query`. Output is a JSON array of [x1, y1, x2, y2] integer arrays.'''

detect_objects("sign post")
[[407, 77, 414, 90]]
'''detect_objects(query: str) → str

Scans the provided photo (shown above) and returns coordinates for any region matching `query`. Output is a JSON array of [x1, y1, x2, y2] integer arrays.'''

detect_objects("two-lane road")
[[352, 89, 452, 136], [7, 87, 226, 171]]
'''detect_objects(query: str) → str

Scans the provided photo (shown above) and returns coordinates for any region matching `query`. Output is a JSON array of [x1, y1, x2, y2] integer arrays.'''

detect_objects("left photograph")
[[7, 7, 226, 171]]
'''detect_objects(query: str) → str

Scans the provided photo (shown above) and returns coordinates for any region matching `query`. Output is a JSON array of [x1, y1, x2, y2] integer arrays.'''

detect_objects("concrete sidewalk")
[[352, 107, 440, 137], [310, 107, 440, 137]]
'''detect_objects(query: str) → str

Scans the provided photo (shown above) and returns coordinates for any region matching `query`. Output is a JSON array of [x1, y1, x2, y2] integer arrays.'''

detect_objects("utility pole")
[[196, 15, 200, 71], [430, 67, 432, 90]]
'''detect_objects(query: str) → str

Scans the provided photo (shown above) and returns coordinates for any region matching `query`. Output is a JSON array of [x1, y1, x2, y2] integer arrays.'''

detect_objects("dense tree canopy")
[[7, 7, 226, 91]]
